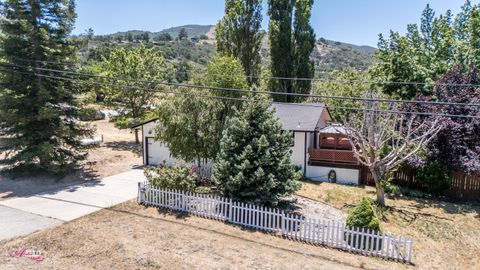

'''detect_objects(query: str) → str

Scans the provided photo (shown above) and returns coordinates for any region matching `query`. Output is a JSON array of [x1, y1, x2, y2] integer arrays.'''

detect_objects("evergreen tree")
[[268, 0, 294, 102], [213, 96, 301, 206], [178, 28, 188, 40], [0, 0, 93, 175], [216, 0, 264, 86], [292, 0, 315, 102], [268, 0, 315, 102]]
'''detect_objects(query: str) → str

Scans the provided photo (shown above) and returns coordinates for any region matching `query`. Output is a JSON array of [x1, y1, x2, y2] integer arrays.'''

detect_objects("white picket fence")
[[138, 182, 413, 263], [191, 161, 213, 180]]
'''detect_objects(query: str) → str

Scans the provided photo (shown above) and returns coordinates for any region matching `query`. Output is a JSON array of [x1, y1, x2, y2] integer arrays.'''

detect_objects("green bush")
[[195, 186, 212, 194], [345, 197, 382, 250], [417, 162, 451, 195], [79, 107, 105, 121], [144, 163, 197, 192]]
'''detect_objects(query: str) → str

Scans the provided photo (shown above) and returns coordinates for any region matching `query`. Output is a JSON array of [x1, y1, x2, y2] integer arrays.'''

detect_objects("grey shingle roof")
[[271, 103, 326, 132]]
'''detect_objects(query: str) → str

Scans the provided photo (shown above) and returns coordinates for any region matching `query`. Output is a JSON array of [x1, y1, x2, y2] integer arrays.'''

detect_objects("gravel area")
[[292, 195, 347, 222]]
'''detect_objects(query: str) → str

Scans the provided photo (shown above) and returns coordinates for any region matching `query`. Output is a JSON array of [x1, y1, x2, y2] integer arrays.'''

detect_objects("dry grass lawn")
[[0, 200, 405, 270], [297, 181, 480, 270], [1, 119, 478, 269]]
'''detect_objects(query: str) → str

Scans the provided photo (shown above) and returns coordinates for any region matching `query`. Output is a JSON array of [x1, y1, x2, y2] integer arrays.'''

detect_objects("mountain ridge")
[[92, 24, 377, 72]]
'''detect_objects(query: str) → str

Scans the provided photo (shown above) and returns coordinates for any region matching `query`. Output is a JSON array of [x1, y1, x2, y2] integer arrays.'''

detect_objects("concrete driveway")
[[0, 169, 145, 240]]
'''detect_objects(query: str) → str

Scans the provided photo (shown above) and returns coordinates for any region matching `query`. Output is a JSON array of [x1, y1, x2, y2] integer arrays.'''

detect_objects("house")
[[131, 103, 362, 185]]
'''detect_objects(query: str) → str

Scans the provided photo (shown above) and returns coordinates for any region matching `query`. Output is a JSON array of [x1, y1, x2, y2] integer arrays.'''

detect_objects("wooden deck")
[[308, 149, 358, 165]]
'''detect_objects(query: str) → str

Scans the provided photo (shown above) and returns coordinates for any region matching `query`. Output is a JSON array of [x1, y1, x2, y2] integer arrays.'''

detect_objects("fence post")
[[408, 240, 413, 263], [281, 210, 286, 236], [181, 190, 186, 212], [228, 198, 233, 222], [137, 182, 142, 204]]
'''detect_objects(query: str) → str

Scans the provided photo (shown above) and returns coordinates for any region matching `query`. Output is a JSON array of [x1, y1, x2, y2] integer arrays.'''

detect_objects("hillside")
[[156, 25, 215, 39], [88, 24, 377, 74]]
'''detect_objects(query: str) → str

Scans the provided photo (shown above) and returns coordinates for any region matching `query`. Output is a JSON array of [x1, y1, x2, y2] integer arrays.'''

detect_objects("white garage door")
[[146, 137, 175, 165]]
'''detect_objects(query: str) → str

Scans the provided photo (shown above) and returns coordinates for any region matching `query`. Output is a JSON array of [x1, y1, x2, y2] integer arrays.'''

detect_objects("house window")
[[291, 131, 295, 147]]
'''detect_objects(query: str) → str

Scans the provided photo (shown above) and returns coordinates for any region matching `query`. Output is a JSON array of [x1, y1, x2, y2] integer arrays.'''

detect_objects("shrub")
[[195, 186, 212, 194], [345, 198, 382, 250], [213, 97, 301, 206], [417, 162, 451, 195], [79, 107, 105, 121], [144, 163, 197, 192]]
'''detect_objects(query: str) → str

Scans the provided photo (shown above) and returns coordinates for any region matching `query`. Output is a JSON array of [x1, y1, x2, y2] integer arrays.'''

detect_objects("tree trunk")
[[370, 167, 386, 207], [134, 129, 140, 144]]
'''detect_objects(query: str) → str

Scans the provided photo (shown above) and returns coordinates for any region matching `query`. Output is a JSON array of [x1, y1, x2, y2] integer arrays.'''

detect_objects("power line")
[[1, 65, 478, 119], [1, 61, 480, 109], [11, 57, 480, 88]]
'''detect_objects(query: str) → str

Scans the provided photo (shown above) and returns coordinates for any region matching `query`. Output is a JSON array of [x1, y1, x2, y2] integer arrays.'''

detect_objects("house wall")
[[291, 131, 306, 172], [305, 165, 359, 185]]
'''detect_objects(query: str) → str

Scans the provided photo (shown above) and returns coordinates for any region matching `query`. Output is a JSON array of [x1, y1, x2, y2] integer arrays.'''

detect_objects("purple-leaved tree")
[[410, 66, 480, 173]]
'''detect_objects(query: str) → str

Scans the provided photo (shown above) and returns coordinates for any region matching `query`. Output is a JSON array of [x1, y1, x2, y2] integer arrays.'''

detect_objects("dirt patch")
[[289, 195, 347, 222], [0, 120, 142, 201], [297, 180, 480, 270], [0, 200, 402, 270]]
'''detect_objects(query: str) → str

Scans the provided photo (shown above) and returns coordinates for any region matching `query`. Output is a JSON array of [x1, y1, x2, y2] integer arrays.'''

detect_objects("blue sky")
[[73, 0, 478, 47]]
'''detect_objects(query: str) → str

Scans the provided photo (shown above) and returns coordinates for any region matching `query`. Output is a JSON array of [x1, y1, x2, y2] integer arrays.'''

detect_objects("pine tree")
[[213, 96, 301, 206], [216, 0, 264, 86], [178, 28, 188, 40], [0, 0, 93, 175]]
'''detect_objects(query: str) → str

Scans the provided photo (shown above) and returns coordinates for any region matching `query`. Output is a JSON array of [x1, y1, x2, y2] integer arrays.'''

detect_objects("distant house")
[[132, 103, 362, 185]]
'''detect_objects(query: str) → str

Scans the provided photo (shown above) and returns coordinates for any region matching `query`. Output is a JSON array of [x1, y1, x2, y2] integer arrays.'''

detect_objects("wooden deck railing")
[[308, 149, 359, 164]]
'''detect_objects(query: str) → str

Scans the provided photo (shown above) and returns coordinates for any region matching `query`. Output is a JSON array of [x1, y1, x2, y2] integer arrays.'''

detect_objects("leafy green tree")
[[268, 0, 294, 102], [142, 32, 150, 42], [372, 1, 480, 100], [199, 56, 249, 155], [0, 0, 93, 175], [173, 59, 192, 83], [178, 28, 188, 40], [85, 28, 94, 40], [213, 96, 301, 206], [156, 56, 249, 164], [292, 0, 316, 102], [268, 0, 315, 102], [155, 88, 216, 165], [154, 33, 173, 42], [100, 45, 170, 142], [314, 69, 376, 121], [216, 0, 264, 86]]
